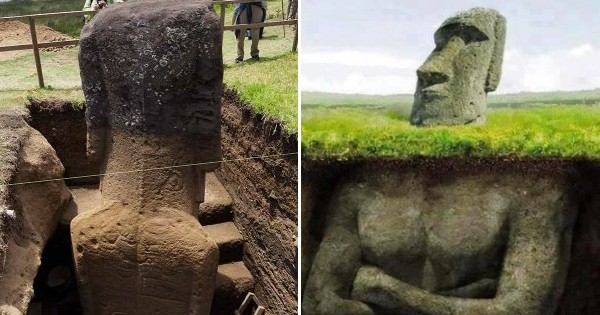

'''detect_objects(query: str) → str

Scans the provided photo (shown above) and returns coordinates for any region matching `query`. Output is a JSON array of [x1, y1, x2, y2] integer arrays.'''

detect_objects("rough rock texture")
[[303, 160, 587, 315], [72, 0, 224, 313], [410, 7, 506, 126], [0, 112, 71, 315], [80, 0, 223, 168], [71, 202, 219, 315], [215, 89, 297, 315]]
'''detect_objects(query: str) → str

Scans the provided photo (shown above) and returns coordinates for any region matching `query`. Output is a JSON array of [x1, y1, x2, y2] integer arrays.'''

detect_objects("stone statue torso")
[[351, 174, 511, 295]]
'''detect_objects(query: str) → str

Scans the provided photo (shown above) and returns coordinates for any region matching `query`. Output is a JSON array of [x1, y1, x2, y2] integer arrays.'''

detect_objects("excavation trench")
[[302, 158, 600, 315], [1, 89, 297, 315]]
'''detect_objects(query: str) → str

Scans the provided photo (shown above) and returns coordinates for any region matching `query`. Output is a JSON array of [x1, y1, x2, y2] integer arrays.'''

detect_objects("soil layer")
[[215, 89, 298, 315], [26, 100, 98, 185]]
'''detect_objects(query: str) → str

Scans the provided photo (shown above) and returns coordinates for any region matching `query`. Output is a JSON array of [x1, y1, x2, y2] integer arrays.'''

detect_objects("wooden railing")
[[0, 0, 298, 88]]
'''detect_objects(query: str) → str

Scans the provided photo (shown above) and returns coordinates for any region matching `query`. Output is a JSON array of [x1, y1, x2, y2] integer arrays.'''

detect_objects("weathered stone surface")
[[304, 165, 579, 315], [80, 0, 223, 169], [0, 113, 71, 315], [410, 7, 506, 126], [72, 0, 223, 313], [71, 202, 219, 315]]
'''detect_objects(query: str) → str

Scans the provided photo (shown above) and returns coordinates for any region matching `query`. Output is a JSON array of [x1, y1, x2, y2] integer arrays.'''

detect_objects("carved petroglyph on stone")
[[410, 8, 506, 126], [72, 0, 223, 313], [72, 203, 218, 315]]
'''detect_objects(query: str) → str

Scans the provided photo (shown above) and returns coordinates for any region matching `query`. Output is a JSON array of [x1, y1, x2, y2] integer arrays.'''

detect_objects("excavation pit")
[[0, 90, 297, 315]]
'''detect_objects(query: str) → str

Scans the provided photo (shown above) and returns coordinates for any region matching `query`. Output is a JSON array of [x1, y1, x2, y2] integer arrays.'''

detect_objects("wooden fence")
[[0, 0, 298, 88]]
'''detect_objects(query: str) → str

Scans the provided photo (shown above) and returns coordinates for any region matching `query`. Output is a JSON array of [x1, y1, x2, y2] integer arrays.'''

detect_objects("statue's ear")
[[485, 14, 506, 92]]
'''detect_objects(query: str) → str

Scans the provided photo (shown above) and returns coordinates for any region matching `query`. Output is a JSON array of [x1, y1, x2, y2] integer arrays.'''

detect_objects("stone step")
[[212, 261, 255, 315], [199, 172, 234, 225], [204, 221, 244, 264]]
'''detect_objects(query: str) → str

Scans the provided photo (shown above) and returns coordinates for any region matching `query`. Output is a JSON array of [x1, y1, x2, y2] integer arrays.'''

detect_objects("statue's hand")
[[351, 265, 410, 310], [306, 289, 376, 315]]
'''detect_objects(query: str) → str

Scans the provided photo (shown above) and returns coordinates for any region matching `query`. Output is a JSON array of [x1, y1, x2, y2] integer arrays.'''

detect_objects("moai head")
[[80, 0, 223, 166], [410, 7, 506, 126]]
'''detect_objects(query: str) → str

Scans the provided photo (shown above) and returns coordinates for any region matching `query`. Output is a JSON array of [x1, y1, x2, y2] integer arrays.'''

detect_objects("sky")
[[301, 0, 600, 95]]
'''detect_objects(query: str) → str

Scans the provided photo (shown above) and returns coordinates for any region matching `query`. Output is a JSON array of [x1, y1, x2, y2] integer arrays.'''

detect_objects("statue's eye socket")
[[434, 24, 489, 47]]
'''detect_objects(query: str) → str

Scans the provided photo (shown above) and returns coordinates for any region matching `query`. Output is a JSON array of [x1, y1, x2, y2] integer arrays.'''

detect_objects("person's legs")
[[236, 9, 250, 61], [249, 5, 264, 59]]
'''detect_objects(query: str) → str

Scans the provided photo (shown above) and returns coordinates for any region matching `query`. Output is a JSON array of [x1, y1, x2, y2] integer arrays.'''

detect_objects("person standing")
[[234, 1, 266, 62], [83, 0, 124, 23]]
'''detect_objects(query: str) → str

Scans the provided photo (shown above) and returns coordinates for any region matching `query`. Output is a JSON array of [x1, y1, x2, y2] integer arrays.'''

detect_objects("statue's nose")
[[417, 36, 463, 87]]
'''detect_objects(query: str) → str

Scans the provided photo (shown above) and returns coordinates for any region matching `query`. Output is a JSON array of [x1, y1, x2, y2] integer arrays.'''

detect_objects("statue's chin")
[[410, 94, 449, 126]]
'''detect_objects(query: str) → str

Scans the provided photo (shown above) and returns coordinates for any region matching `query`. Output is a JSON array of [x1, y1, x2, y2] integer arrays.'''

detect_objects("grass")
[[302, 104, 600, 159], [225, 52, 297, 132], [0, 48, 81, 90], [0, 87, 83, 110], [0, 0, 297, 133]]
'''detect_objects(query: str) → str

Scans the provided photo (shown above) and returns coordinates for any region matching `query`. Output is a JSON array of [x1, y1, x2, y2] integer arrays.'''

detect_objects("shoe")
[[251, 55, 260, 61], [235, 57, 243, 63]]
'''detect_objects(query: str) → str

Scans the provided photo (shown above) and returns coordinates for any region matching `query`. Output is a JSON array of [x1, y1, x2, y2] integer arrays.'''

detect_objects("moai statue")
[[71, 0, 222, 313], [410, 8, 506, 126]]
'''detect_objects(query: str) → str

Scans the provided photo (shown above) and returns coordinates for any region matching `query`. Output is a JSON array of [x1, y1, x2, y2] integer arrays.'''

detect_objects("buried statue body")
[[71, 0, 223, 314], [303, 8, 579, 315]]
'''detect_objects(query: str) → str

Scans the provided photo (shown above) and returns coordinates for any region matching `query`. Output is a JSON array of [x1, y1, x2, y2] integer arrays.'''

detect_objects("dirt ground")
[[0, 21, 73, 61]]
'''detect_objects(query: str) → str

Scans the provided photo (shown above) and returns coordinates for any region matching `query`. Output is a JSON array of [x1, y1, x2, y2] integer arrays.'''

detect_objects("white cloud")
[[568, 43, 593, 57], [302, 51, 420, 70], [498, 43, 600, 93], [302, 72, 415, 95]]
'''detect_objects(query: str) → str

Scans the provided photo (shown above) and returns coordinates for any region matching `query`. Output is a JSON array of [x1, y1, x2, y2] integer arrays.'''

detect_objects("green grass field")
[[0, 0, 297, 133], [302, 102, 600, 159]]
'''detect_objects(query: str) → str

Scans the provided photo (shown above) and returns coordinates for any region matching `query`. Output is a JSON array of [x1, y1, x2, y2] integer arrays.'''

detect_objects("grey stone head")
[[410, 7, 506, 126]]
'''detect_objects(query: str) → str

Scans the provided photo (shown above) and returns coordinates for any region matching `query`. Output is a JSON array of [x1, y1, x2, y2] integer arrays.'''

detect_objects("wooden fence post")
[[220, 4, 226, 26], [292, 23, 298, 52], [28, 16, 45, 88]]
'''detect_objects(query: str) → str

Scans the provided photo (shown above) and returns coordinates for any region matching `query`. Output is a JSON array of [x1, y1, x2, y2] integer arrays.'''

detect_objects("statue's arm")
[[303, 184, 376, 315], [352, 195, 574, 315]]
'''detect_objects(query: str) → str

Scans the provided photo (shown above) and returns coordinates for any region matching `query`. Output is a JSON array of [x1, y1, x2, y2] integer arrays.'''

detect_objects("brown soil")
[[26, 100, 98, 185], [303, 156, 592, 179], [0, 21, 74, 61], [215, 88, 298, 315]]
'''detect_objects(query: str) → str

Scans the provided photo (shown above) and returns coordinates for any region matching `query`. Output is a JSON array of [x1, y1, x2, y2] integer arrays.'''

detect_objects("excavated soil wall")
[[215, 89, 298, 315], [26, 100, 98, 185], [302, 158, 600, 315]]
